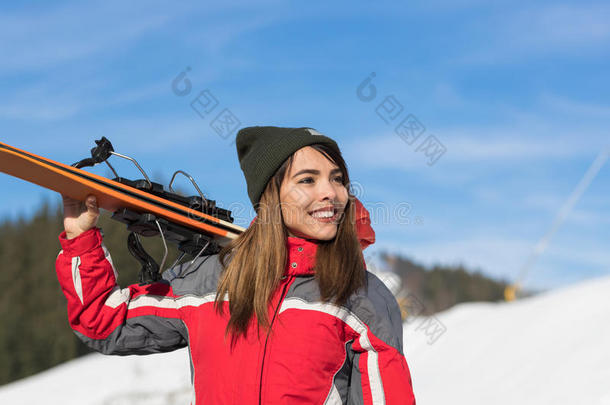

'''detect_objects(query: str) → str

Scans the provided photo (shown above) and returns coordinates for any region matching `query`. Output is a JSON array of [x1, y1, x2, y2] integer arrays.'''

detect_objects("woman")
[[57, 126, 416, 404]]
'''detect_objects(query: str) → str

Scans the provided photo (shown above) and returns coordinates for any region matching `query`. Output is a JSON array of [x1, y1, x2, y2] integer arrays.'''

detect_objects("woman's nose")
[[317, 178, 338, 200]]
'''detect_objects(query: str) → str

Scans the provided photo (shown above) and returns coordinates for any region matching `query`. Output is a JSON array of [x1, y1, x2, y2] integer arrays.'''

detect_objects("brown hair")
[[214, 144, 366, 343]]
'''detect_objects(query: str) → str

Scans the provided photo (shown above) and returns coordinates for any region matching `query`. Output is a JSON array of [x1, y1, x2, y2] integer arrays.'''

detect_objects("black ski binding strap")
[[71, 137, 114, 169], [127, 232, 162, 285], [73, 137, 229, 283]]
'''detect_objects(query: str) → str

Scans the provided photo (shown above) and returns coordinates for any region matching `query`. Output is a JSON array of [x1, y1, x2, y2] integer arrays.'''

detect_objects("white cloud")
[[0, 78, 106, 120], [181, 12, 282, 56], [0, 1, 287, 122], [509, 4, 610, 48], [0, 2, 173, 73], [0, 99, 80, 121], [565, 208, 610, 227], [539, 93, 610, 118], [456, 3, 610, 65], [344, 127, 600, 173]]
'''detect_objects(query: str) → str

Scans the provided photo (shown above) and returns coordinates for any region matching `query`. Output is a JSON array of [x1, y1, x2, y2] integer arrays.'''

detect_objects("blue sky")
[[0, 0, 608, 291]]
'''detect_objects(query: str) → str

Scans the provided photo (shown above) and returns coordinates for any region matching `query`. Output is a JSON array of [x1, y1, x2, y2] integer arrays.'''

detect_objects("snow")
[[0, 350, 193, 405], [403, 275, 610, 404], [1, 275, 609, 404]]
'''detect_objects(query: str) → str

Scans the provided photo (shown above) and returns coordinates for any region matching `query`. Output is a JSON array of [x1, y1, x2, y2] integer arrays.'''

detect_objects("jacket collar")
[[284, 235, 318, 277]]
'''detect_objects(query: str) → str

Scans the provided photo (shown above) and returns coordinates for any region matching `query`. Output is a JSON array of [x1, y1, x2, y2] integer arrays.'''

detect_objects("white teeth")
[[311, 210, 334, 218]]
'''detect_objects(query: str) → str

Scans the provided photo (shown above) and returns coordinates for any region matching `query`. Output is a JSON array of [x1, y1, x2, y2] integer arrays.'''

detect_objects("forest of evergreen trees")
[[381, 252, 516, 316], [0, 197, 184, 386], [0, 197, 514, 386]]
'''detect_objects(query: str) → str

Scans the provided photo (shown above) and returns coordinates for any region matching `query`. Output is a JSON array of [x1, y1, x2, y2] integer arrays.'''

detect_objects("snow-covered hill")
[[1, 275, 609, 404], [403, 275, 610, 404], [0, 348, 193, 405]]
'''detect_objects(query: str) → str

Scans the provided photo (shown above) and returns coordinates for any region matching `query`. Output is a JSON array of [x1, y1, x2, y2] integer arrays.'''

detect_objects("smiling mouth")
[[308, 208, 339, 223]]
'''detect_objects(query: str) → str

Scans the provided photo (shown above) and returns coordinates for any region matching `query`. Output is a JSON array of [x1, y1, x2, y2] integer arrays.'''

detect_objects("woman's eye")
[[298, 176, 343, 184]]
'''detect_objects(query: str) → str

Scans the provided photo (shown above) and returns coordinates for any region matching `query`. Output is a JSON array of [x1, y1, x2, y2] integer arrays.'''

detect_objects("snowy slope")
[[403, 275, 610, 404], [1, 275, 609, 404], [0, 349, 193, 405]]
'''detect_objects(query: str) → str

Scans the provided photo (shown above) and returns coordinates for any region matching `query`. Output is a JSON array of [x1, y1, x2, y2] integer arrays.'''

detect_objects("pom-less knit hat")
[[236, 126, 341, 207]]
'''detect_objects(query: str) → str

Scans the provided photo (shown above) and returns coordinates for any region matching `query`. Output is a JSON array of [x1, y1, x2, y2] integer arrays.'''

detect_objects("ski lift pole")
[[506, 146, 610, 301]]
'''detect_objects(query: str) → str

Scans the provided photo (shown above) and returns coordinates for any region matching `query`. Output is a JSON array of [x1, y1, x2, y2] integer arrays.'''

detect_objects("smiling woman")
[[55, 126, 416, 404], [280, 146, 349, 240]]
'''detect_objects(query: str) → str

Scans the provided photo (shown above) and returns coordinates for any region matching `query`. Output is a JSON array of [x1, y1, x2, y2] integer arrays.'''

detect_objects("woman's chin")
[[289, 225, 338, 241]]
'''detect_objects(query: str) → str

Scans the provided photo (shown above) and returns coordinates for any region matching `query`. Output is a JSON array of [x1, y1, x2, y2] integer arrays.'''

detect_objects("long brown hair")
[[215, 144, 366, 343]]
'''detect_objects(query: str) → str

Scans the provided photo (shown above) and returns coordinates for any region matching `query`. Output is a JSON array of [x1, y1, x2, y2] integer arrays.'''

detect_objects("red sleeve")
[[55, 227, 187, 354], [348, 272, 416, 404], [352, 332, 416, 404]]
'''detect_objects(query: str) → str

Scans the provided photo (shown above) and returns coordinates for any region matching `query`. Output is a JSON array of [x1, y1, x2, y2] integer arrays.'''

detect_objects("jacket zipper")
[[258, 277, 291, 405]]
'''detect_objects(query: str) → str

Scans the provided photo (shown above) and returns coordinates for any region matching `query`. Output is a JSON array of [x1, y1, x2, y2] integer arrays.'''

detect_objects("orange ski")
[[0, 138, 245, 282]]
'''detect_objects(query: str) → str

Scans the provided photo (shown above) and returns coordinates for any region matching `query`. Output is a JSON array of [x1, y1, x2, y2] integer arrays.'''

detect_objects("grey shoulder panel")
[[162, 254, 224, 296], [74, 316, 188, 355], [351, 271, 404, 353], [284, 272, 404, 354], [285, 275, 322, 302]]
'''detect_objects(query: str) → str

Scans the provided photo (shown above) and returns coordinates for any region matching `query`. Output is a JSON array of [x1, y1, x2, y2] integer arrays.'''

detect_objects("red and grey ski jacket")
[[55, 199, 416, 404]]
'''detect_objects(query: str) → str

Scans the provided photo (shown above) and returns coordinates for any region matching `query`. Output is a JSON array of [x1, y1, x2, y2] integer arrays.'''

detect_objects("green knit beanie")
[[236, 126, 341, 207]]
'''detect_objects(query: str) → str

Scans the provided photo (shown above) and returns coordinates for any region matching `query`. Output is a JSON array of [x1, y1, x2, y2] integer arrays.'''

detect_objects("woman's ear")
[[353, 197, 375, 250]]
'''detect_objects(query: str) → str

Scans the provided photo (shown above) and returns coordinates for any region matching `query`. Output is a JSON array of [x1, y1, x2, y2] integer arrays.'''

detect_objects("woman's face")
[[279, 146, 349, 241]]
